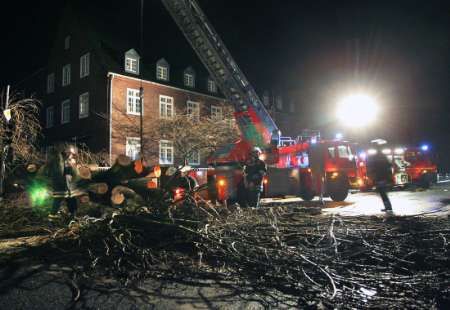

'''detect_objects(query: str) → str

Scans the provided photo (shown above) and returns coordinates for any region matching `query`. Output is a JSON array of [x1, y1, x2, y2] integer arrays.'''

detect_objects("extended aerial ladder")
[[161, 0, 358, 203], [161, 0, 280, 162]]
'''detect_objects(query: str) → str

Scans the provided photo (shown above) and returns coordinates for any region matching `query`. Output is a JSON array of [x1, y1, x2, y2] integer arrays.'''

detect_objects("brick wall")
[[110, 73, 228, 166]]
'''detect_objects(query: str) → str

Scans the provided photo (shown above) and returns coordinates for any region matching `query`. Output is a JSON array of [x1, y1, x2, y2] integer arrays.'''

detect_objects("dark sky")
[[1, 0, 449, 166]]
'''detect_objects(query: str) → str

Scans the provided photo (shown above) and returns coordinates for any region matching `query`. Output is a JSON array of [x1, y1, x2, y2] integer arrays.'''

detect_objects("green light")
[[29, 184, 50, 206]]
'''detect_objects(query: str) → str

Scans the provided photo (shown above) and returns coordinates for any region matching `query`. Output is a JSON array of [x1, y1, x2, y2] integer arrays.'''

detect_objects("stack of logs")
[[24, 154, 165, 207]]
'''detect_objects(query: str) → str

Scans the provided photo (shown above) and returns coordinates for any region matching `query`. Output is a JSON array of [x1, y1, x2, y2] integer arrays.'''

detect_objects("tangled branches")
[[197, 206, 450, 308]]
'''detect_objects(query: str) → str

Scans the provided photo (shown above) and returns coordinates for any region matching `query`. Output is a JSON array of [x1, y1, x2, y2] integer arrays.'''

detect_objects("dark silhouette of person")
[[366, 145, 393, 212], [242, 148, 267, 208]]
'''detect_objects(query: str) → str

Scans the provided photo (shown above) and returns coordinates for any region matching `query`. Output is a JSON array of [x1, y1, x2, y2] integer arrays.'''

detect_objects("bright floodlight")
[[337, 93, 379, 127]]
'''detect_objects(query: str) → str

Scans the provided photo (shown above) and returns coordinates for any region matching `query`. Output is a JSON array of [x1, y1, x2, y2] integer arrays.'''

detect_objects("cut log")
[[110, 185, 144, 207], [78, 165, 92, 180], [87, 182, 108, 195]]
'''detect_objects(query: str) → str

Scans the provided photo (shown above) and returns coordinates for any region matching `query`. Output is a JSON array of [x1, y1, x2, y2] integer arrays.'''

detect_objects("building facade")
[[35, 3, 228, 167]]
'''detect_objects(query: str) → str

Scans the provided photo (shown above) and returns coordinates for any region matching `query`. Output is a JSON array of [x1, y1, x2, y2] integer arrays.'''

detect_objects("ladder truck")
[[161, 0, 359, 204]]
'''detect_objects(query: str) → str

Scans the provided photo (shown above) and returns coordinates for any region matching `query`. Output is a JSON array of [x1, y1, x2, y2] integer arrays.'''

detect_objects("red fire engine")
[[162, 0, 359, 205], [357, 145, 437, 190]]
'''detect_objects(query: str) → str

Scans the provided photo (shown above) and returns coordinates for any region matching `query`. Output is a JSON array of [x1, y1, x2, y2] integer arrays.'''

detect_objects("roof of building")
[[66, 0, 223, 97]]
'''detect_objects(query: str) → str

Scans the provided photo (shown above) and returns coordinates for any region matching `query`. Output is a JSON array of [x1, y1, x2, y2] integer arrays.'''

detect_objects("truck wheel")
[[299, 188, 315, 201], [328, 176, 349, 202]]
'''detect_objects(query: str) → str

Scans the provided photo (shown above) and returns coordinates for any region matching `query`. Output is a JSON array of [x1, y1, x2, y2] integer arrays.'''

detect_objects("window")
[[64, 35, 70, 50], [159, 140, 174, 165], [126, 137, 141, 160], [157, 65, 169, 81], [47, 73, 55, 94], [207, 79, 217, 93], [187, 100, 200, 120], [80, 53, 90, 78], [46, 106, 54, 128], [125, 57, 139, 74], [127, 88, 142, 115], [337, 145, 351, 159], [187, 150, 200, 166], [211, 105, 223, 120], [61, 100, 70, 124], [79, 92, 89, 118], [159, 95, 174, 118], [289, 101, 295, 113], [62, 64, 71, 86], [184, 73, 195, 87], [276, 96, 283, 110], [328, 146, 335, 159]]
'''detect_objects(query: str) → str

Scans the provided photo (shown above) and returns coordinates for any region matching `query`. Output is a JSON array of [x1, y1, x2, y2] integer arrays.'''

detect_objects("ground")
[[0, 183, 449, 309]]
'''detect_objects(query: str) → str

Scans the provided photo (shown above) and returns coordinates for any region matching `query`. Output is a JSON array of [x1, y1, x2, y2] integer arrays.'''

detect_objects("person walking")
[[366, 143, 393, 212]]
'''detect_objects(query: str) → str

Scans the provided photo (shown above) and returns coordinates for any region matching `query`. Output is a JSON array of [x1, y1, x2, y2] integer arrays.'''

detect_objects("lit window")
[[62, 64, 71, 86], [184, 73, 195, 87], [328, 147, 335, 159], [46, 106, 54, 128], [64, 36, 70, 50], [126, 137, 141, 160], [338, 145, 351, 159], [61, 100, 70, 124], [47, 73, 55, 94], [127, 88, 142, 115], [187, 100, 200, 120], [211, 105, 223, 120], [159, 140, 174, 165], [79, 92, 89, 118], [157, 65, 169, 81], [207, 79, 217, 93], [80, 53, 90, 78], [159, 95, 174, 118], [125, 57, 139, 74], [187, 150, 200, 166]]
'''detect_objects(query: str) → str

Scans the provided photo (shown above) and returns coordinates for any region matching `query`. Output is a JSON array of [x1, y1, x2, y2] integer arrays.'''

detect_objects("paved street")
[[262, 182, 450, 217]]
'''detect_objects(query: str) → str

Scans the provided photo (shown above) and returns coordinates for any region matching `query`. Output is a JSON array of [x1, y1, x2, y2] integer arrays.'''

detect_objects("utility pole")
[[0, 85, 11, 199]]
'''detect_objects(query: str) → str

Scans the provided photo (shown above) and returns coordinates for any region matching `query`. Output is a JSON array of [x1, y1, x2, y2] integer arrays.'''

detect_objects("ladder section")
[[161, 0, 280, 147]]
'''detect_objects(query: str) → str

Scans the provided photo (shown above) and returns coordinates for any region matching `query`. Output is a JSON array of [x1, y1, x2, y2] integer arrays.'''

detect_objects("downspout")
[[107, 73, 114, 165]]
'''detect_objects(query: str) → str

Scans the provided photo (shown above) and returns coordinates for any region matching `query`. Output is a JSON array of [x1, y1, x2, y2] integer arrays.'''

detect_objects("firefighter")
[[47, 144, 83, 219], [242, 147, 267, 208], [366, 144, 393, 212]]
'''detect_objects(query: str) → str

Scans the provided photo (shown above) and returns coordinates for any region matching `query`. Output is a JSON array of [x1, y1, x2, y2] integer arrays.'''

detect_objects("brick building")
[[35, 2, 228, 166]]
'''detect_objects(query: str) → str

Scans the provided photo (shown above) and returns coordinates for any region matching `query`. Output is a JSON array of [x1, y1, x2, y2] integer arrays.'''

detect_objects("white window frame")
[[207, 79, 217, 93], [126, 88, 142, 116], [64, 35, 70, 50], [62, 64, 71, 86], [159, 95, 174, 118], [211, 105, 223, 120], [157, 65, 169, 81], [187, 100, 200, 120], [125, 57, 139, 74], [61, 100, 70, 124], [46, 106, 54, 128], [79, 92, 89, 118], [80, 53, 90, 78], [46, 73, 55, 94], [187, 149, 200, 166], [159, 140, 174, 165], [184, 73, 195, 87], [126, 137, 141, 160]]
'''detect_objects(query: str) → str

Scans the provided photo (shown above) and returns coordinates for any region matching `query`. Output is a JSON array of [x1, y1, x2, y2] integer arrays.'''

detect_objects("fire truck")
[[357, 145, 437, 190], [162, 0, 359, 204]]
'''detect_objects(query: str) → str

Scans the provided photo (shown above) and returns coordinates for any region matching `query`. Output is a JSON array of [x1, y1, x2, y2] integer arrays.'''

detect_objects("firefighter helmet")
[[250, 147, 262, 158]]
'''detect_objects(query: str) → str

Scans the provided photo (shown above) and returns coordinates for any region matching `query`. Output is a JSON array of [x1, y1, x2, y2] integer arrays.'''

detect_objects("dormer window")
[[124, 49, 140, 74], [183, 67, 195, 88], [156, 58, 169, 81], [207, 78, 217, 93]]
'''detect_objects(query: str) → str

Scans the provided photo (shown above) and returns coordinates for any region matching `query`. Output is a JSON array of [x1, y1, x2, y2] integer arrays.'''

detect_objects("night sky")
[[1, 0, 449, 168]]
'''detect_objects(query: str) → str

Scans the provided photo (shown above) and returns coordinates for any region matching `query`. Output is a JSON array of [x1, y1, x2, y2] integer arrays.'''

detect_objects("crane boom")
[[161, 0, 280, 149]]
